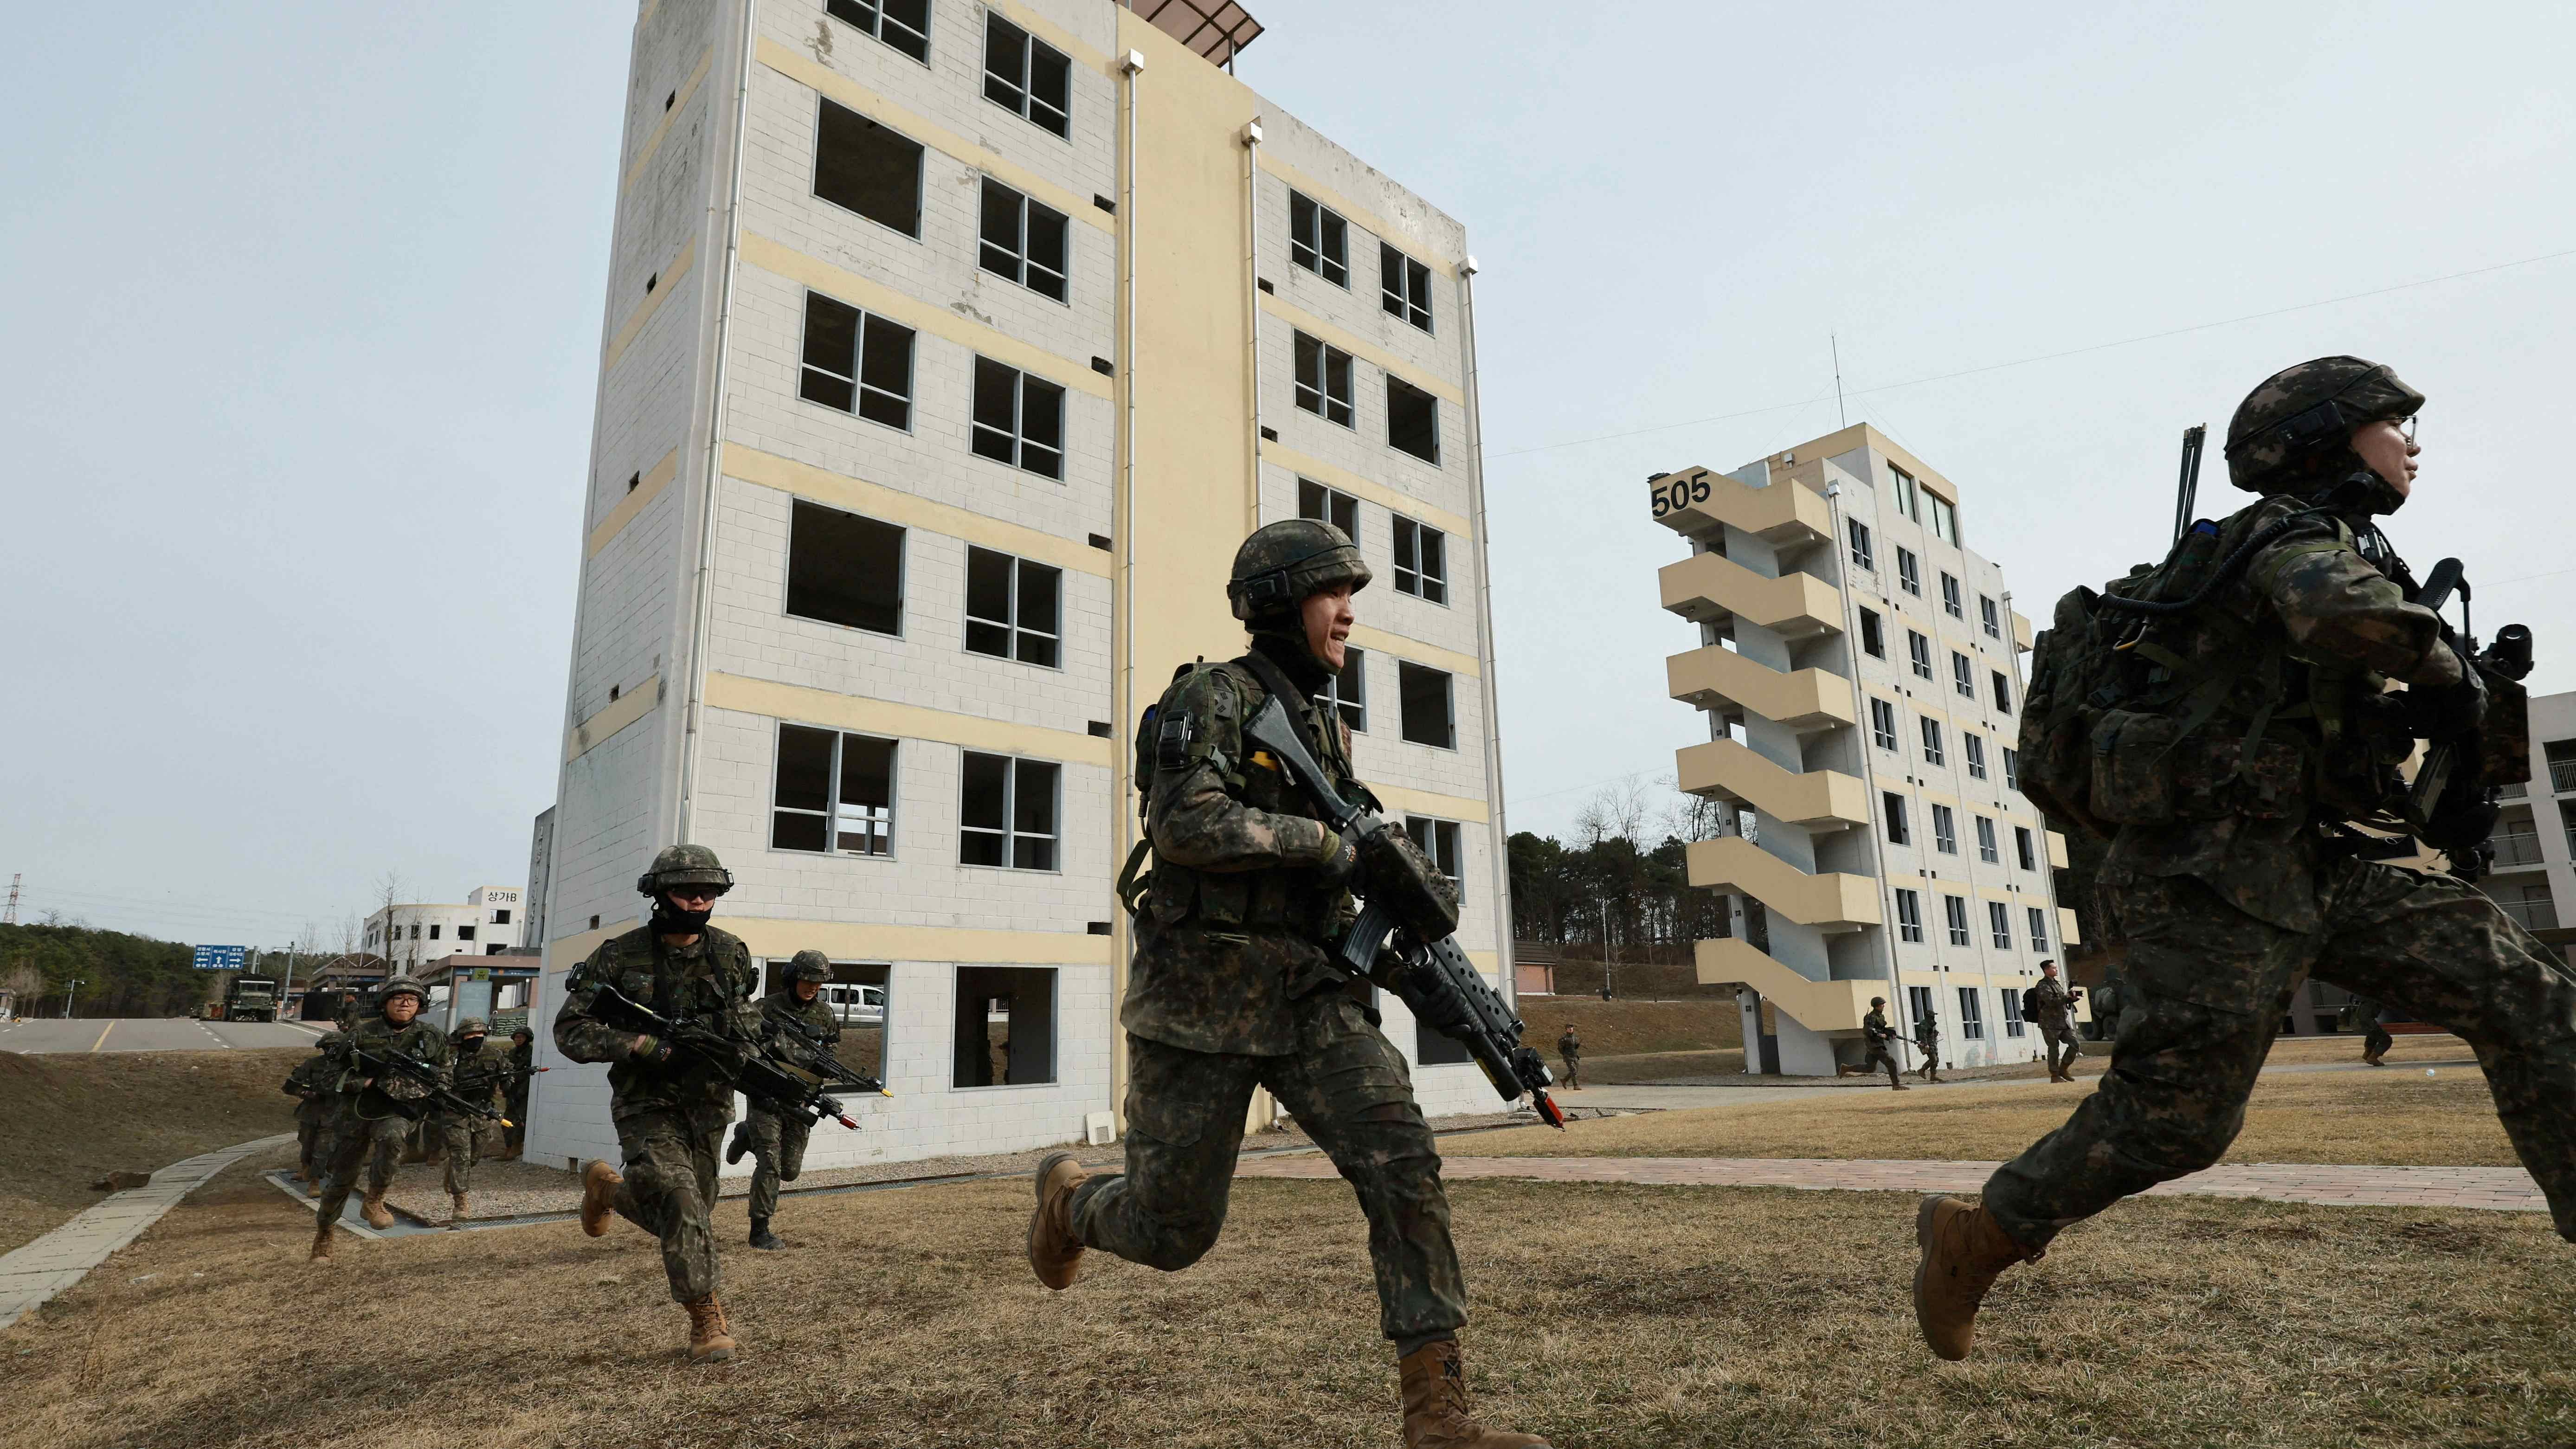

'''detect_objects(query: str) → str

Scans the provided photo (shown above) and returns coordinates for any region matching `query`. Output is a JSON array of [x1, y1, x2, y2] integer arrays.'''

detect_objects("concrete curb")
[[0, 1133, 295, 1329]]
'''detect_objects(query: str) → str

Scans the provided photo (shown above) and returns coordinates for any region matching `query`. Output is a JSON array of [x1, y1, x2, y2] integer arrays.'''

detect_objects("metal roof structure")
[[1123, 0, 1263, 68]]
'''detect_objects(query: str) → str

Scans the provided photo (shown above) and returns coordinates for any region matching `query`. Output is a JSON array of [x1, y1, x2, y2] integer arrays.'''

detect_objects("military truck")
[[219, 976, 282, 1023]]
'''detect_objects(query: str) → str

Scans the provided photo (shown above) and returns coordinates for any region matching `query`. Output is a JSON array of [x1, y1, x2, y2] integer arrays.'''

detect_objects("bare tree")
[[373, 872, 415, 977]]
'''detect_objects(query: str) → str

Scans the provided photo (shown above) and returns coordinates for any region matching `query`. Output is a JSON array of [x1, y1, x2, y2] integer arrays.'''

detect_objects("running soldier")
[[1913, 1009, 1942, 1082], [1861, 998, 1908, 1091], [282, 1035, 339, 1191], [725, 950, 840, 1250], [2024, 962, 2083, 1082], [309, 977, 447, 1260], [438, 1017, 512, 1224]]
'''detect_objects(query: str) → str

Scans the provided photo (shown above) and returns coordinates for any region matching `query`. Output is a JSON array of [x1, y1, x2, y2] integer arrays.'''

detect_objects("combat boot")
[[683, 1294, 736, 1364], [1913, 1195, 2037, 1361], [1027, 1151, 1089, 1290], [725, 1121, 753, 1167], [748, 1217, 784, 1251], [360, 1190, 394, 1230], [449, 1191, 470, 1229], [580, 1160, 622, 1237], [1397, 1340, 1552, 1449], [309, 1218, 335, 1262]]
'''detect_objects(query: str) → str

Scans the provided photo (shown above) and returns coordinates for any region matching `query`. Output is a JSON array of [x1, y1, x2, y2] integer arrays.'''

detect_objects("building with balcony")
[[525, 0, 1510, 1174], [1649, 425, 2079, 1075]]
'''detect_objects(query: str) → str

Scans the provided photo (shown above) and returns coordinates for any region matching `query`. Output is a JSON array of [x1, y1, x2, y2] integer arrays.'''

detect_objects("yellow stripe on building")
[[602, 237, 695, 374], [1258, 292, 1464, 407], [1256, 152, 1459, 280], [622, 49, 711, 194], [704, 672, 1114, 767], [721, 444, 1111, 578], [565, 674, 663, 763], [1257, 438, 1471, 537], [587, 448, 680, 559]]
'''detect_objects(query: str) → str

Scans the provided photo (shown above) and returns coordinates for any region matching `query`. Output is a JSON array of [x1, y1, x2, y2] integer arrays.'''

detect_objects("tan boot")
[[683, 1294, 737, 1364], [449, 1191, 469, 1229], [1027, 1152, 1089, 1291], [309, 1218, 335, 1262], [1397, 1340, 1551, 1449], [580, 1160, 622, 1238], [1913, 1195, 2036, 1361], [360, 1190, 394, 1230]]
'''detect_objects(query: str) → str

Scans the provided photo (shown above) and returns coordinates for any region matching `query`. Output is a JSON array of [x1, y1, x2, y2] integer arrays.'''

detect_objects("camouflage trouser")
[[315, 1104, 409, 1226], [1070, 993, 1466, 1342], [1863, 1043, 1903, 1088], [743, 1105, 810, 1223], [1915, 1044, 1939, 1078], [1985, 857, 2576, 1249], [2038, 1020, 2081, 1074], [2364, 1023, 2395, 1059], [613, 1106, 729, 1304], [438, 1116, 498, 1194], [295, 1103, 327, 1176], [1559, 1054, 1582, 1089]]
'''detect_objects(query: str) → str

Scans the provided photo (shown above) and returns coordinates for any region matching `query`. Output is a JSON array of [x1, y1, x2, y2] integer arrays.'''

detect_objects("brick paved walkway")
[[1234, 1155, 2549, 1214]]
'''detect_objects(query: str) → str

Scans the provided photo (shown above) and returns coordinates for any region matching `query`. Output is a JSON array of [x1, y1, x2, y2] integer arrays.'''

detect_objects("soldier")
[[1025, 521, 1551, 1449], [2345, 994, 2396, 1065], [1860, 997, 1908, 1091], [502, 1026, 535, 1157], [725, 950, 840, 1250], [333, 990, 364, 1033], [1915, 358, 2576, 1361], [1913, 1009, 1942, 1082], [309, 976, 448, 1260], [282, 1035, 340, 1191], [437, 1017, 512, 1225], [2024, 961, 2084, 1082], [1555, 1024, 1583, 1091], [555, 844, 762, 1365]]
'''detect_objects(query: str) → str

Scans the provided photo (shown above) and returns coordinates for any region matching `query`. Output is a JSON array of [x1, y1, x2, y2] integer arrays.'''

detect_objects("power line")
[[1485, 244, 2576, 463]]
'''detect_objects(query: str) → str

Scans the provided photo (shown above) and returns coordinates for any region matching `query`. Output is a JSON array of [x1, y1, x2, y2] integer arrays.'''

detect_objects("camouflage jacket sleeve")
[[1148, 667, 1336, 872], [2248, 516, 2464, 687], [553, 938, 653, 1066]]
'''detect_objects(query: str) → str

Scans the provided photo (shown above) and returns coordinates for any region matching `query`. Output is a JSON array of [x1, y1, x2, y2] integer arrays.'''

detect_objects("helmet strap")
[[651, 894, 714, 936]]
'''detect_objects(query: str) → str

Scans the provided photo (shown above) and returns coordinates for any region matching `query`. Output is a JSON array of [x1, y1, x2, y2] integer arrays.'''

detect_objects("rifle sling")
[[1232, 650, 1333, 776]]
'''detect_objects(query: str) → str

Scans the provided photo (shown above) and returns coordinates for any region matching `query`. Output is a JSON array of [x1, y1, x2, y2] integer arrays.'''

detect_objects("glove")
[[1314, 828, 1360, 890], [2402, 654, 2487, 739], [630, 1034, 671, 1065]]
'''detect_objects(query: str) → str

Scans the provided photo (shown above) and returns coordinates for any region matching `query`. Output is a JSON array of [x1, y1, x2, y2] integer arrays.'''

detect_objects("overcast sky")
[[3, 1, 2569, 948]]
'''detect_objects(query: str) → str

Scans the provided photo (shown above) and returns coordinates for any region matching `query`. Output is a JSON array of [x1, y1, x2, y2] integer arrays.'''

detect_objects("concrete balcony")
[[1675, 739, 1869, 830], [2045, 830, 2071, 869], [1686, 836, 1883, 932], [1694, 938, 1882, 1035], [2058, 907, 2083, 947], [1668, 646, 1857, 733], [2012, 611, 2035, 651], [1647, 466, 1834, 554], [1659, 551, 1844, 641]]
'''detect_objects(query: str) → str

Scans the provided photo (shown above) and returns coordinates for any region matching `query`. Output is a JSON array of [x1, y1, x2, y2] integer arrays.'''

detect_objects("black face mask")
[[651, 896, 715, 934]]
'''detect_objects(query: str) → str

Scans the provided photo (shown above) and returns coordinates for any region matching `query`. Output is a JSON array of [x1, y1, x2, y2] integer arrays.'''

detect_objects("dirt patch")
[[7, 1148, 2573, 1448], [0, 1047, 305, 1255]]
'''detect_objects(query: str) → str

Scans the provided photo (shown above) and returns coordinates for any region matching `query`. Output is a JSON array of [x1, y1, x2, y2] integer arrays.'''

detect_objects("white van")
[[822, 982, 887, 1027]]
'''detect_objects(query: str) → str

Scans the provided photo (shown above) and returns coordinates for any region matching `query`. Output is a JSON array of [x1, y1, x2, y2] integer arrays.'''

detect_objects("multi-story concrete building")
[[526, 0, 1510, 1174], [362, 885, 527, 978], [2482, 688, 2576, 961], [1649, 425, 2080, 1075]]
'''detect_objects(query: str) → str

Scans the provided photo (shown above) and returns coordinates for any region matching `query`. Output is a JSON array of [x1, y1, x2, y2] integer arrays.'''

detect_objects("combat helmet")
[[2223, 355, 2424, 493], [636, 843, 733, 897], [1226, 519, 1371, 621], [380, 975, 428, 1003], [455, 1017, 489, 1037], [788, 950, 832, 984]]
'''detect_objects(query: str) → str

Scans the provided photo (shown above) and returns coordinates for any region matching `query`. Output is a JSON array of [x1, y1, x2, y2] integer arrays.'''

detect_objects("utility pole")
[[64, 978, 86, 1019], [1598, 893, 1617, 1000]]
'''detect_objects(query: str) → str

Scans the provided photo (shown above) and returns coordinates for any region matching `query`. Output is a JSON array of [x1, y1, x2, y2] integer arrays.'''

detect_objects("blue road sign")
[[193, 944, 248, 972]]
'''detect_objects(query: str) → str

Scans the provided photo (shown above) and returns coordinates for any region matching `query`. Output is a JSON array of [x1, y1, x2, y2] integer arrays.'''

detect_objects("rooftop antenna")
[[1831, 334, 1847, 428]]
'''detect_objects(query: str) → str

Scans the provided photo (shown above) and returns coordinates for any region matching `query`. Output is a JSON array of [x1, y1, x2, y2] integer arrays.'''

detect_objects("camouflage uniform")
[[554, 925, 762, 1304], [1071, 642, 1469, 1346], [743, 981, 839, 1226], [1985, 367, 2576, 1250], [283, 1046, 336, 1181], [1859, 1005, 1905, 1088], [438, 1030, 513, 1195], [2347, 994, 2396, 1062], [314, 1010, 450, 1228], [1913, 1014, 1941, 1080], [1555, 1028, 1582, 1090], [2025, 975, 2081, 1076]]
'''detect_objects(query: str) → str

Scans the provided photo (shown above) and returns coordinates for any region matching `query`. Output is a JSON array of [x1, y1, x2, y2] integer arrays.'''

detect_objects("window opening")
[[787, 498, 905, 634], [978, 179, 1069, 302], [814, 99, 924, 235], [798, 290, 915, 428], [1293, 331, 1354, 426], [982, 14, 1070, 137], [1393, 516, 1448, 604], [971, 358, 1066, 479], [1398, 663, 1455, 749], [1288, 191, 1348, 285], [1380, 243, 1432, 330], [773, 724, 897, 857], [826, 0, 930, 62], [960, 753, 1059, 869], [1298, 478, 1359, 543], [964, 547, 1062, 667], [953, 966, 1056, 1086], [1386, 376, 1441, 464]]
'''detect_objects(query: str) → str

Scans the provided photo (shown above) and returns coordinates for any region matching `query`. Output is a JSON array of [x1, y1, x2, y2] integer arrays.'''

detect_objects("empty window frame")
[[1976, 815, 2000, 864], [1883, 792, 1910, 846], [798, 291, 915, 429], [1895, 888, 1924, 943], [970, 358, 1065, 478], [1848, 519, 1874, 571], [959, 753, 1058, 870], [1945, 895, 1973, 948], [1405, 816, 1465, 902], [1957, 984, 1984, 1037], [1927, 492, 1959, 545], [1318, 647, 1367, 734], [1293, 331, 1354, 426], [1952, 651, 1976, 699], [2003, 747, 2020, 790], [1920, 717, 1945, 767], [1298, 478, 1359, 543], [964, 547, 1061, 667], [1941, 573, 1964, 619], [814, 99, 924, 236], [1963, 732, 1988, 780], [2015, 826, 2037, 872], [787, 499, 905, 635], [825, 0, 929, 62], [458, 925, 475, 941], [1870, 697, 1899, 752], [776, 959, 890, 1075], [773, 724, 897, 857], [1897, 547, 1921, 595], [1908, 985, 1936, 1032], [2028, 906, 2050, 951], [978, 178, 1069, 302], [1992, 670, 2014, 713], [1859, 607, 1886, 658], [1393, 516, 1448, 604], [1288, 191, 1349, 285], [429, 924, 441, 940], [1980, 595, 2002, 639], [1908, 630, 1934, 681], [1888, 464, 1919, 520], [492, 909, 511, 925], [1381, 243, 1433, 330], [1998, 972, 2025, 1034], [982, 14, 1069, 137], [1399, 662, 1456, 749], [1932, 804, 1958, 855], [1387, 376, 1441, 464], [953, 965, 1056, 1087]]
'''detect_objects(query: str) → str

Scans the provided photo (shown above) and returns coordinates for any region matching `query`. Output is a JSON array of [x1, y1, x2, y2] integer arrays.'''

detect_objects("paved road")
[[0, 1016, 327, 1055]]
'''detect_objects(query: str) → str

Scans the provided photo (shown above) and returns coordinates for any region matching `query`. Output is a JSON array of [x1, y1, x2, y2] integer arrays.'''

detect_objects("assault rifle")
[[1240, 697, 1566, 1130], [586, 984, 863, 1130], [2403, 558, 2535, 882], [346, 1042, 513, 1127], [766, 1012, 889, 1097]]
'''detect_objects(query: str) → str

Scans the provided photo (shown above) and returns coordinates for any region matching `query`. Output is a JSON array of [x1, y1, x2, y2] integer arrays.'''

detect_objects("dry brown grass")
[[1474, 1059, 2518, 1167], [2263, 1030, 2468, 1066], [1520, 997, 1743, 1059], [7, 1144, 2572, 1449], [0, 1047, 304, 1255], [1575, 1047, 1747, 1084]]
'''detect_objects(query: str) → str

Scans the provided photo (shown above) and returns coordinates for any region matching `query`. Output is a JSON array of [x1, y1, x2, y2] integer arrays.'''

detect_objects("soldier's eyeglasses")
[[2396, 415, 2418, 444]]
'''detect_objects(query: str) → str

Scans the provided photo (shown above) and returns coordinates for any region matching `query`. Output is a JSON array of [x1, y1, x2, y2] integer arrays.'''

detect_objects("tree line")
[[1507, 775, 1732, 949], [0, 922, 209, 1018]]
